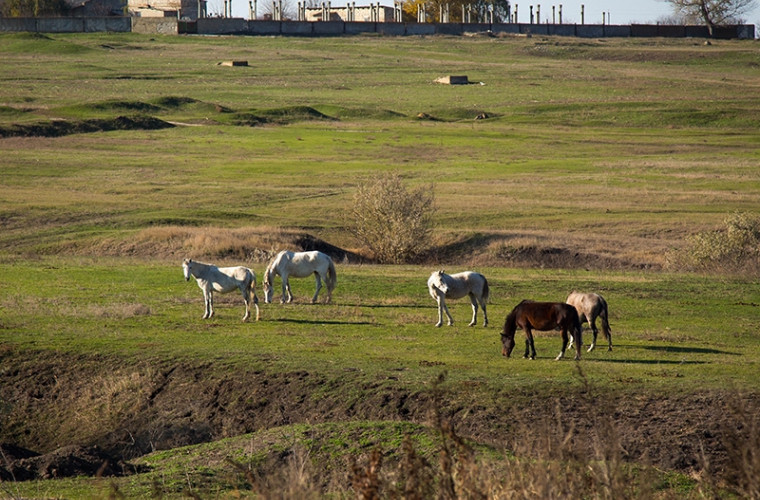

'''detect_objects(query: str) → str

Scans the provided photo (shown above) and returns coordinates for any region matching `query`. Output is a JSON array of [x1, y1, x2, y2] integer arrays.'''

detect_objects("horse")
[[262, 250, 336, 304], [566, 291, 612, 352], [427, 270, 489, 327], [182, 259, 260, 322], [501, 300, 582, 361]]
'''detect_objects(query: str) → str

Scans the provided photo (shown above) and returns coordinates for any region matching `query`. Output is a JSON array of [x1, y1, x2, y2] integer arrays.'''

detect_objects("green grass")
[[1, 33, 759, 497], [2, 257, 758, 392]]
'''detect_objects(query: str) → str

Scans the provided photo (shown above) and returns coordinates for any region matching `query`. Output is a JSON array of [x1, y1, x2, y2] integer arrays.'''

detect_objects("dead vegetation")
[[2, 356, 758, 498]]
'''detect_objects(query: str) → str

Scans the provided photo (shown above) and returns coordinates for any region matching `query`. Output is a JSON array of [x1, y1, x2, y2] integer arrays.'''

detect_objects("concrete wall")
[[0, 16, 754, 39], [0, 16, 130, 32], [132, 16, 178, 34]]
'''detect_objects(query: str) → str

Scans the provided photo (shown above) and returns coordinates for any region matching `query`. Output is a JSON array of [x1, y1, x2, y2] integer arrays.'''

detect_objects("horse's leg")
[[281, 276, 291, 303], [206, 290, 214, 319], [556, 326, 568, 361], [202, 289, 211, 319], [468, 294, 478, 327], [442, 297, 454, 326], [523, 327, 536, 359], [311, 272, 322, 304], [240, 285, 251, 322], [434, 296, 444, 327], [587, 314, 598, 352]]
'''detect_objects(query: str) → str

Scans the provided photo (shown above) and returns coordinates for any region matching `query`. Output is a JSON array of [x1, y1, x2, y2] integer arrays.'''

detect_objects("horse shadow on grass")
[[589, 359, 708, 365], [634, 345, 741, 356], [270, 318, 373, 326], [581, 344, 741, 365]]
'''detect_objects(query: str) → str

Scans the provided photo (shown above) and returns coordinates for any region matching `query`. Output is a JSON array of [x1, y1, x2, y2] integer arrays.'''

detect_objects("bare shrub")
[[666, 211, 760, 275], [350, 173, 435, 264]]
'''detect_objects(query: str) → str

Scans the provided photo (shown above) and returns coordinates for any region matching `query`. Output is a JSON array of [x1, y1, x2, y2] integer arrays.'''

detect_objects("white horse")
[[182, 258, 260, 322], [263, 250, 336, 304], [566, 291, 612, 352], [427, 270, 489, 327]]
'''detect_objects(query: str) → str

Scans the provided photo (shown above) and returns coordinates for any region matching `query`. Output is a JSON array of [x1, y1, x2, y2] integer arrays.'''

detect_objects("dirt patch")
[[0, 444, 132, 481], [1, 350, 757, 484]]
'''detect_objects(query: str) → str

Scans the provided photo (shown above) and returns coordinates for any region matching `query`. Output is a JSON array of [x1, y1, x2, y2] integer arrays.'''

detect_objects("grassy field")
[[1, 32, 760, 498]]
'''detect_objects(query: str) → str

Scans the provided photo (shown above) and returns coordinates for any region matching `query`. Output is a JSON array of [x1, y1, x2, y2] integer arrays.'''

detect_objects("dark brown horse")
[[501, 300, 583, 361]]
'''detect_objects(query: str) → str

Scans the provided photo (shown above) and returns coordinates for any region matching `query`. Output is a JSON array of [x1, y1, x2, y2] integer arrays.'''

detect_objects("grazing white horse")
[[427, 270, 489, 327], [182, 259, 260, 322], [263, 250, 336, 304], [566, 291, 612, 352]]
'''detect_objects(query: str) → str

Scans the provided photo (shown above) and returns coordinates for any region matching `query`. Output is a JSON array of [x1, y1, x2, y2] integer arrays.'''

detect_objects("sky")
[[225, 0, 760, 27]]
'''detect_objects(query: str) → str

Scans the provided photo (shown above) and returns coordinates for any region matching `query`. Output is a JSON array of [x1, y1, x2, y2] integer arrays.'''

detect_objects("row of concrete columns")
[[225, 1, 611, 24]]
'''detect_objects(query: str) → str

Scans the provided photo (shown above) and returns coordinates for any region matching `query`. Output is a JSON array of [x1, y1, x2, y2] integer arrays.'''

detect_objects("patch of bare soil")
[[0, 444, 133, 481], [1, 350, 757, 484]]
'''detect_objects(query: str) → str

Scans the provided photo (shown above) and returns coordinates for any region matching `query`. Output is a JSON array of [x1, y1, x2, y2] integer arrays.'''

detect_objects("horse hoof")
[[435, 323, 442, 328]]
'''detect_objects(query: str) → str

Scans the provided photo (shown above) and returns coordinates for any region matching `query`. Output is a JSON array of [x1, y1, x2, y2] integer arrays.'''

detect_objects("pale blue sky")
[[227, 0, 760, 28]]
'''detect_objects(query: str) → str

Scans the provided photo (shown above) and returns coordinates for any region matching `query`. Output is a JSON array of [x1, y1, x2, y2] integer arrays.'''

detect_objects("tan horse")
[[566, 291, 612, 352]]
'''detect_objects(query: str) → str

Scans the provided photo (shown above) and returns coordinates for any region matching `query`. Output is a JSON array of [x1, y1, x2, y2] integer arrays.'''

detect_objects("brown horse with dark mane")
[[501, 300, 583, 361]]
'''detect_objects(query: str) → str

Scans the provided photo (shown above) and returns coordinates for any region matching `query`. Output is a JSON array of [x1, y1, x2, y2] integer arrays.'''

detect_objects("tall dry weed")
[[666, 211, 760, 276]]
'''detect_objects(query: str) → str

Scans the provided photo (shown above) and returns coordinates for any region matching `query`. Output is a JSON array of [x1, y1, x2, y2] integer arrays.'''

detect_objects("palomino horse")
[[566, 291, 612, 352], [427, 270, 489, 327], [182, 259, 260, 322], [501, 300, 582, 361], [263, 250, 336, 304]]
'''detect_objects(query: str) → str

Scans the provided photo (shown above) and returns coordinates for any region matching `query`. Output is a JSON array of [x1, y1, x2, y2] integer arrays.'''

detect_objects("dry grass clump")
[[90, 226, 307, 262], [666, 211, 760, 276]]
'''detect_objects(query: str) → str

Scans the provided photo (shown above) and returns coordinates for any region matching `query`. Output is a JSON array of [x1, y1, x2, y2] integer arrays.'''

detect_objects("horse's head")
[[500, 329, 516, 358], [429, 270, 448, 294], [182, 259, 192, 281], [262, 272, 273, 303]]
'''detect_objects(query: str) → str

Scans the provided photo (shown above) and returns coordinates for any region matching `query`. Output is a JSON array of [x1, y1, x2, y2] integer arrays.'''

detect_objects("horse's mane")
[[503, 308, 518, 335]]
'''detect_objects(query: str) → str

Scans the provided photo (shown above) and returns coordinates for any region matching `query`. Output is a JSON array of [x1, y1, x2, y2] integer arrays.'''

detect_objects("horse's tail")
[[599, 296, 611, 340], [481, 275, 490, 303], [326, 258, 337, 293], [571, 307, 583, 346]]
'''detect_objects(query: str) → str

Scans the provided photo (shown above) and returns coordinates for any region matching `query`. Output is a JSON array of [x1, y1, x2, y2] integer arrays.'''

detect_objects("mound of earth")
[[0, 444, 129, 481], [0, 115, 174, 138]]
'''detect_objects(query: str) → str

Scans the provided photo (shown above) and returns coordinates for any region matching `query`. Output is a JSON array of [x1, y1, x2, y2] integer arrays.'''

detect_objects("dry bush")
[[351, 173, 435, 264], [666, 211, 760, 275]]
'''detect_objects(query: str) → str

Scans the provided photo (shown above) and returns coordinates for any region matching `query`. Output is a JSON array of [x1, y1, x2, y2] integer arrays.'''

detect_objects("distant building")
[[64, 0, 125, 16], [127, 0, 203, 19], [304, 5, 395, 22]]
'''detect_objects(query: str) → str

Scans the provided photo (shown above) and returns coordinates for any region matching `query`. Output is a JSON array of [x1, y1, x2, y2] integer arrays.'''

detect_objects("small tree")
[[661, 0, 756, 36], [351, 173, 435, 264]]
